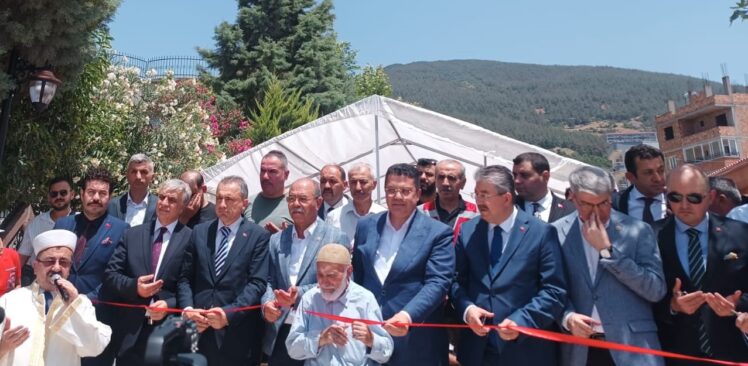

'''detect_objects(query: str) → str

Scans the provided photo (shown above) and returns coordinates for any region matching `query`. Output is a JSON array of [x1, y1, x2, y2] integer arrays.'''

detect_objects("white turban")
[[32, 229, 77, 256]]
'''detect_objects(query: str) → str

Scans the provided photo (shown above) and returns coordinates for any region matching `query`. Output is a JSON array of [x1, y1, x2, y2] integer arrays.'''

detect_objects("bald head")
[[666, 164, 713, 226]]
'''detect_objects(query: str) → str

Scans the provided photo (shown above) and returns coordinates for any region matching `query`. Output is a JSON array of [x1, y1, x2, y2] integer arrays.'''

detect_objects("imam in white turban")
[[32, 229, 77, 255]]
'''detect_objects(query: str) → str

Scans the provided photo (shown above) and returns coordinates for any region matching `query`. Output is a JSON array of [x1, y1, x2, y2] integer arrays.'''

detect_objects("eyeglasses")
[[38, 258, 72, 268], [577, 199, 611, 211], [385, 187, 415, 197], [49, 190, 69, 198], [667, 192, 705, 204], [417, 158, 437, 166], [286, 195, 315, 204]]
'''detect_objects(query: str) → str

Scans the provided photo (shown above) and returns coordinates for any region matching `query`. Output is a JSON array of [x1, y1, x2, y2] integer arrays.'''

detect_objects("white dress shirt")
[[374, 211, 416, 285], [152, 220, 179, 278], [326, 201, 386, 243], [19, 209, 74, 264], [285, 221, 317, 324], [523, 190, 553, 223], [125, 192, 150, 226], [628, 186, 666, 222]]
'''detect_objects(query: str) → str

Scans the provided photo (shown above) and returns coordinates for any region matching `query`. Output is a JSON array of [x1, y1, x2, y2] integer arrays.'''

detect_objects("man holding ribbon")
[[104, 179, 193, 364]]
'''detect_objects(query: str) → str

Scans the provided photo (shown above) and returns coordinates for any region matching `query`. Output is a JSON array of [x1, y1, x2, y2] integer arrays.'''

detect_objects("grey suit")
[[553, 210, 666, 366], [261, 218, 350, 357]]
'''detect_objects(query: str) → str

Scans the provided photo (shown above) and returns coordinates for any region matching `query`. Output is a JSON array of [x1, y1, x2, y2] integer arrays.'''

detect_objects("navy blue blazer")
[[353, 211, 455, 366], [103, 221, 193, 358], [177, 218, 270, 365], [54, 213, 129, 300], [451, 209, 567, 366]]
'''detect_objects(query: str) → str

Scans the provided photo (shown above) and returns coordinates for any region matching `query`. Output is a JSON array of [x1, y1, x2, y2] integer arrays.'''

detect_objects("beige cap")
[[316, 243, 351, 265], [33, 229, 77, 255]]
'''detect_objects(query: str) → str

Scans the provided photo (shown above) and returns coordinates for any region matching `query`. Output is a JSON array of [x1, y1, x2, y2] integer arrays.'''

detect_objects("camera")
[[144, 315, 206, 366]]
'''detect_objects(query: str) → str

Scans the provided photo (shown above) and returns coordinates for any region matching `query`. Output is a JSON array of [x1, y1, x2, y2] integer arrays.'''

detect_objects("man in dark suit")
[[317, 164, 349, 220], [653, 164, 748, 365], [352, 163, 454, 366], [261, 178, 349, 365], [54, 166, 129, 366], [512, 152, 575, 223], [104, 179, 194, 364], [611, 145, 667, 224], [107, 153, 158, 226], [178, 175, 270, 366], [451, 165, 567, 366]]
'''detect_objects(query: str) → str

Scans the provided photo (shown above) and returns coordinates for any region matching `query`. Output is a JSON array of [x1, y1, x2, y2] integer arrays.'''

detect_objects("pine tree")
[[247, 76, 319, 146], [200, 0, 354, 117]]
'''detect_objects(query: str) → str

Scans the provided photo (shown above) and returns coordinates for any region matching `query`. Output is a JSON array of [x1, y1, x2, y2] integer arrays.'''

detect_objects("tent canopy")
[[202, 95, 588, 203]]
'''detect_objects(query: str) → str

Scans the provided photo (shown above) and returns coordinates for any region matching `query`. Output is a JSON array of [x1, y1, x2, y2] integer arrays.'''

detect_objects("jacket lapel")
[[565, 216, 595, 291], [206, 221, 218, 284], [145, 194, 158, 224], [383, 213, 424, 286], [295, 219, 327, 285], [659, 218, 692, 289], [118, 194, 128, 217], [469, 219, 491, 286], [278, 228, 293, 289], [142, 221, 156, 274], [79, 216, 114, 268], [491, 211, 528, 279], [156, 223, 185, 279], [216, 220, 248, 282]]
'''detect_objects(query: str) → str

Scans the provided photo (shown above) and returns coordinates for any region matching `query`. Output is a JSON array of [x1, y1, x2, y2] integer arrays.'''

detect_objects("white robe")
[[0, 282, 111, 366]]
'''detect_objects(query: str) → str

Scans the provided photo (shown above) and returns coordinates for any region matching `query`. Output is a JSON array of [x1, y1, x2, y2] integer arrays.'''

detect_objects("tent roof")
[[203, 95, 588, 202]]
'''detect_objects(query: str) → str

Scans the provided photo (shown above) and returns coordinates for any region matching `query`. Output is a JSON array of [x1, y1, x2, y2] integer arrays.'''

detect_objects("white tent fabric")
[[202, 95, 588, 203]]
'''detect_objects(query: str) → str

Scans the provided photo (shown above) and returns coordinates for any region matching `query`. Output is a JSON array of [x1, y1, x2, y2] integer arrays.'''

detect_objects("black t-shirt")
[[186, 202, 217, 228]]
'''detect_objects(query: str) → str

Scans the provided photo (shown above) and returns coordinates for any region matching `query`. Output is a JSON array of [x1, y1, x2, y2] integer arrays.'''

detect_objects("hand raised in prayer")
[[137, 274, 164, 298], [274, 286, 298, 308], [54, 277, 79, 304], [0, 318, 29, 357], [670, 278, 706, 315], [205, 307, 229, 329], [566, 312, 601, 338], [736, 312, 748, 333], [320, 324, 348, 347], [183, 309, 210, 333], [148, 300, 168, 322], [351, 321, 373, 347], [705, 290, 741, 317], [383, 311, 410, 337], [465, 306, 494, 337]]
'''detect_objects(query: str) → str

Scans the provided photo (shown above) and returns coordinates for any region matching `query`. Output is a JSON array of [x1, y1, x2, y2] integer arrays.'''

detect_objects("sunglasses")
[[666, 192, 705, 204], [49, 190, 69, 198]]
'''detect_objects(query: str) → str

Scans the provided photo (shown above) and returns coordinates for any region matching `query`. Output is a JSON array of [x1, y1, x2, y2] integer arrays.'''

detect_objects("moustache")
[[440, 186, 454, 192], [291, 208, 305, 215]]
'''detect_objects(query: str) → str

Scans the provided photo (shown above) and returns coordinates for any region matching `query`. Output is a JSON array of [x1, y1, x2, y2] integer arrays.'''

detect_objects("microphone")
[[51, 273, 69, 302]]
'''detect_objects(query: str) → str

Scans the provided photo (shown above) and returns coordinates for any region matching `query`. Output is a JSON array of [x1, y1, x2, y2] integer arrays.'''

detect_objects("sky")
[[110, 0, 748, 83]]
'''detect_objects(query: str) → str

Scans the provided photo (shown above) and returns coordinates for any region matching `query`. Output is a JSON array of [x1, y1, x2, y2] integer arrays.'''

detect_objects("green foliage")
[[247, 76, 319, 146], [386, 60, 728, 167], [355, 65, 393, 97], [0, 0, 121, 99], [199, 0, 355, 118], [731, 0, 748, 23]]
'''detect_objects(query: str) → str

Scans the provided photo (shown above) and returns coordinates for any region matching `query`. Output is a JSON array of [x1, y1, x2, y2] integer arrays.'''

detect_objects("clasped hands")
[[183, 307, 229, 333], [670, 278, 742, 317], [319, 321, 374, 348]]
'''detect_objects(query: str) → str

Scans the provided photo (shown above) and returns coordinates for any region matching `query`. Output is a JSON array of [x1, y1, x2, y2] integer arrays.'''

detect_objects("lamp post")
[[0, 48, 62, 164]]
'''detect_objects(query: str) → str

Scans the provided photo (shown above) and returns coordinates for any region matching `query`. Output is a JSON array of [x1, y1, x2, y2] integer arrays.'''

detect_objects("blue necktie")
[[490, 227, 503, 267], [214, 226, 231, 275]]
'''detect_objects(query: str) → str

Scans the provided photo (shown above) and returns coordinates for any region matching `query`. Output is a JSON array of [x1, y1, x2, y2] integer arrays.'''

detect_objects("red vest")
[[419, 199, 479, 242]]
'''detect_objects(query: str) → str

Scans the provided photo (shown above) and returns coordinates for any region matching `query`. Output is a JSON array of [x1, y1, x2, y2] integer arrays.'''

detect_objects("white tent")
[[202, 95, 588, 202]]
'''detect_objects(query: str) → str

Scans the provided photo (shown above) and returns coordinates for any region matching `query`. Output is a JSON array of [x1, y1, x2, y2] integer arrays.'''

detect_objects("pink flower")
[[101, 237, 113, 246], [105, 223, 112, 229]]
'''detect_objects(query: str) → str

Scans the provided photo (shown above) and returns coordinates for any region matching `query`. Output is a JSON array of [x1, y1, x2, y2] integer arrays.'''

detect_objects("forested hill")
[[385, 59, 730, 167]]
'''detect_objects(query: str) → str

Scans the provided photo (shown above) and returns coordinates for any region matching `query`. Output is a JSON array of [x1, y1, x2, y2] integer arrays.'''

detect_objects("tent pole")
[[375, 115, 381, 203]]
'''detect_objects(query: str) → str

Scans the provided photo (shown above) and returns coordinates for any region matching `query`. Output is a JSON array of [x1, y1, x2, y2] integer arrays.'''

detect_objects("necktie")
[[151, 227, 168, 274], [686, 228, 712, 356], [73, 234, 87, 266], [531, 202, 542, 218], [490, 227, 503, 267], [214, 226, 232, 275], [641, 197, 655, 224]]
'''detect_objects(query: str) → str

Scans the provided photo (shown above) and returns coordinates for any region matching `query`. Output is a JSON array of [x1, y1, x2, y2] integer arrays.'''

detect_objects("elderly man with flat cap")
[[286, 243, 393, 365], [0, 229, 112, 366]]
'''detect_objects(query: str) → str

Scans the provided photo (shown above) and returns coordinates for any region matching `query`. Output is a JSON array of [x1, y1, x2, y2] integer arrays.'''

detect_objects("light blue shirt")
[[286, 281, 393, 366], [674, 215, 709, 277], [628, 186, 666, 222]]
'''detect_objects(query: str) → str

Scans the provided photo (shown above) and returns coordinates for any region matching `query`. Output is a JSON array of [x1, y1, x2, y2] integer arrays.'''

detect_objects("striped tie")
[[214, 226, 231, 276], [686, 228, 712, 356]]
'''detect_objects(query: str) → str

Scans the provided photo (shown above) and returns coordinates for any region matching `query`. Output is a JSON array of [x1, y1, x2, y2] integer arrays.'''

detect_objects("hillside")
[[385, 60, 733, 167]]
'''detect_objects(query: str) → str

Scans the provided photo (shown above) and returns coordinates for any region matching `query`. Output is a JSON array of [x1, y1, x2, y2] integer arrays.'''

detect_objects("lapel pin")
[[716, 227, 722, 232], [557, 203, 563, 208], [105, 223, 112, 229], [242, 232, 248, 237], [519, 226, 526, 232], [615, 225, 623, 232], [724, 252, 739, 260]]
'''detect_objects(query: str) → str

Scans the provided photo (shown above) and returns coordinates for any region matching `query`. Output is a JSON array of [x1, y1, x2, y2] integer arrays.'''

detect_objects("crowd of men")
[[1, 145, 748, 366]]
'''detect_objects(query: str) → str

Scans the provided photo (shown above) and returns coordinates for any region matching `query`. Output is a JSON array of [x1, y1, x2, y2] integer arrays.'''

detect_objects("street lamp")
[[0, 48, 62, 164]]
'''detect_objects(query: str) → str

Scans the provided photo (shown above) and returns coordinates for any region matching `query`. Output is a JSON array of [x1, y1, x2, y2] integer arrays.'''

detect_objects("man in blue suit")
[[554, 166, 666, 366], [352, 163, 454, 366], [261, 178, 349, 365], [54, 166, 129, 366], [178, 175, 270, 366], [450, 165, 567, 366]]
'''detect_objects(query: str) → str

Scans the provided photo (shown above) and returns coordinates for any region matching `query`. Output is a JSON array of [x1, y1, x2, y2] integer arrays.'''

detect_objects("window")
[[693, 146, 704, 161], [667, 156, 678, 170], [711, 141, 722, 158], [664, 127, 674, 140], [716, 114, 728, 126], [685, 148, 695, 162]]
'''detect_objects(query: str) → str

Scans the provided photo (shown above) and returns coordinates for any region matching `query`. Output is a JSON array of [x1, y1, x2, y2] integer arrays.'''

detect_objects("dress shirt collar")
[[386, 209, 417, 233], [531, 190, 553, 211], [630, 185, 664, 203], [293, 220, 318, 240], [674, 213, 709, 234], [219, 217, 243, 233], [488, 206, 518, 235], [154, 219, 178, 236], [127, 192, 150, 207]]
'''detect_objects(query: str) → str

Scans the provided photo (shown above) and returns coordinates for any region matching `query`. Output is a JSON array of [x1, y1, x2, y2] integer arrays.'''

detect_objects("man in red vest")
[[419, 159, 478, 240]]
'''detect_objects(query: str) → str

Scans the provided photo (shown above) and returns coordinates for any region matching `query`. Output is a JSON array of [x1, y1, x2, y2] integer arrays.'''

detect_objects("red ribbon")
[[305, 310, 748, 366], [92, 300, 261, 314]]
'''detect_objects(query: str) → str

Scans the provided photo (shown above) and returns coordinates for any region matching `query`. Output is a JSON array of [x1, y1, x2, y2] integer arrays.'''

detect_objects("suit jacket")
[[107, 192, 157, 224], [451, 210, 567, 366], [103, 221, 193, 357], [516, 193, 575, 223], [177, 218, 270, 365], [54, 214, 129, 300], [554, 210, 666, 366], [352, 211, 454, 366], [261, 218, 350, 355], [652, 215, 748, 364], [611, 186, 634, 214]]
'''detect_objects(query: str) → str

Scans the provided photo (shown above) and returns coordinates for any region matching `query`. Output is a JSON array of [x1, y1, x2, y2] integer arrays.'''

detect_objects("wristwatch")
[[599, 247, 612, 259]]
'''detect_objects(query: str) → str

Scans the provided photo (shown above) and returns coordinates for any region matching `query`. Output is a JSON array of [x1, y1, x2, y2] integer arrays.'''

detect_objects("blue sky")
[[110, 0, 748, 82]]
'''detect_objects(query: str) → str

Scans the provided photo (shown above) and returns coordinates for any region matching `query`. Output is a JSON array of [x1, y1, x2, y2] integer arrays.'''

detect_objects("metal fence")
[[109, 51, 218, 79]]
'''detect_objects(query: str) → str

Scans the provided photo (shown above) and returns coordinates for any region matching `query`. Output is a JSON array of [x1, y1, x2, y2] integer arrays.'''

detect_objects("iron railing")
[[109, 52, 218, 79]]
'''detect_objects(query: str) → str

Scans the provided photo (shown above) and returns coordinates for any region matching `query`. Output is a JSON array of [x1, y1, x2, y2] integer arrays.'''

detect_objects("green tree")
[[355, 65, 393, 98], [247, 76, 319, 145], [200, 0, 354, 117], [731, 0, 748, 23]]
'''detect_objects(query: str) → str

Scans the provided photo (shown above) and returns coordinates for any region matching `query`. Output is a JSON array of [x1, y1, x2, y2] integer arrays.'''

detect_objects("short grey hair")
[[569, 166, 613, 195], [348, 162, 375, 180], [437, 159, 466, 179], [710, 176, 742, 205], [263, 150, 288, 170], [474, 165, 514, 198], [218, 176, 249, 199], [159, 179, 192, 206], [128, 153, 154, 171], [292, 178, 321, 197]]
